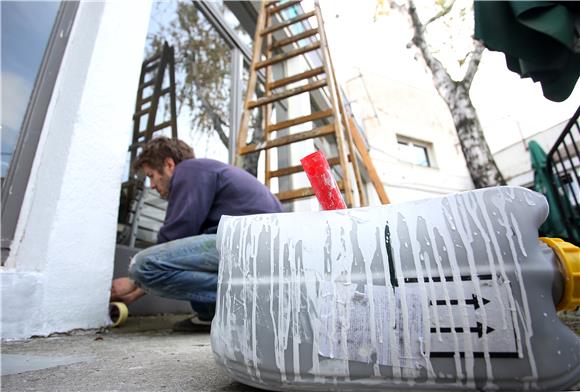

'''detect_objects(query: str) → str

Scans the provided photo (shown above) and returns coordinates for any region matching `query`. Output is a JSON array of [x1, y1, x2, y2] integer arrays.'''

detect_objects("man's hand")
[[111, 277, 137, 299], [111, 277, 147, 305]]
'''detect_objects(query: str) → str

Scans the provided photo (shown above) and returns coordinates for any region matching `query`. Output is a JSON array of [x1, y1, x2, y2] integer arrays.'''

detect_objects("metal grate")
[[546, 105, 580, 245]]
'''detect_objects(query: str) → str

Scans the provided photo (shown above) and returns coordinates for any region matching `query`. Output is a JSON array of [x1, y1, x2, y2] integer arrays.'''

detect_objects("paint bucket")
[[211, 186, 580, 391]]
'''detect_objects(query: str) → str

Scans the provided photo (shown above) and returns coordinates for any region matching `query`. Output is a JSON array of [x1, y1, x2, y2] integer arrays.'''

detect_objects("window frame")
[[397, 136, 434, 168], [195, 1, 277, 165], [1, 2, 79, 263]]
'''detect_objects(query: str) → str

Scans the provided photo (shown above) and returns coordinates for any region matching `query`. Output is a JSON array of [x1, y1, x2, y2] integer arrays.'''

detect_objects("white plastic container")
[[211, 186, 580, 391]]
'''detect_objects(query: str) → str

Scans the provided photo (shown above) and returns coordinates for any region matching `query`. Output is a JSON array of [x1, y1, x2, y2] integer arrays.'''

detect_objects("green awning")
[[475, 1, 580, 102]]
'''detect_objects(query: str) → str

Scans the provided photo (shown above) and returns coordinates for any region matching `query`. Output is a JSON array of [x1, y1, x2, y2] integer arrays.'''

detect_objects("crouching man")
[[111, 137, 282, 331]]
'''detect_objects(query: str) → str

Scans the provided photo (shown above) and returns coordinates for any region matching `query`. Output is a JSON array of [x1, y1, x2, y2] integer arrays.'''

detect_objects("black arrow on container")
[[429, 294, 490, 310], [430, 322, 495, 338]]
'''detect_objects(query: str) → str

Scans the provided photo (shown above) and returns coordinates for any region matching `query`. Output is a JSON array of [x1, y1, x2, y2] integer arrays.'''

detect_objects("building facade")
[[345, 70, 474, 204]]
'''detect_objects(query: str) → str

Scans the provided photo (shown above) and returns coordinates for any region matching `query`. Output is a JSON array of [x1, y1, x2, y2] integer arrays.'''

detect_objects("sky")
[[318, 0, 580, 153]]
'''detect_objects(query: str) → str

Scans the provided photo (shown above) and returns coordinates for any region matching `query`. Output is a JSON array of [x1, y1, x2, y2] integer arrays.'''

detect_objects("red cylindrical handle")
[[300, 151, 347, 210]]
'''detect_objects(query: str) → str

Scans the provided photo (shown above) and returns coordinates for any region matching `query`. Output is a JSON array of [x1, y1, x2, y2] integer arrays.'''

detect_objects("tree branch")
[[407, 0, 455, 104], [423, 0, 456, 31], [197, 92, 229, 148], [462, 40, 485, 90], [373, 0, 388, 22], [387, 0, 405, 13]]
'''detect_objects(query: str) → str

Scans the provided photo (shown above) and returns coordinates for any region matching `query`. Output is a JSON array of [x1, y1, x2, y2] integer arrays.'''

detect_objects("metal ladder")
[[129, 41, 178, 168], [236, 0, 388, 207]]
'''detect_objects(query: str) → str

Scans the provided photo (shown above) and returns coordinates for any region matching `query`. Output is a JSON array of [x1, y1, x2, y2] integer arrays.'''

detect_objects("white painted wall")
[[1, 1, 152, 340], [347, 72, 474, 204]]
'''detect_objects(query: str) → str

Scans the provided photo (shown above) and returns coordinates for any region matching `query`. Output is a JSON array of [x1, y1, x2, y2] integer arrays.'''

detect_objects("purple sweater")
[[158, 159, 283, 243]]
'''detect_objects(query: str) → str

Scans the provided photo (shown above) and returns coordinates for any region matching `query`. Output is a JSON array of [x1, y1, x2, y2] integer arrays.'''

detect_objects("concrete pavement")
[[3, 313, 579, 391], [1, 315, 262, 392]]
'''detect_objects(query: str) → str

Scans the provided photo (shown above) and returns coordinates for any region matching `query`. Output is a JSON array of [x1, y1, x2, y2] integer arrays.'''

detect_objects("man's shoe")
[[172, 314, 212, 333]]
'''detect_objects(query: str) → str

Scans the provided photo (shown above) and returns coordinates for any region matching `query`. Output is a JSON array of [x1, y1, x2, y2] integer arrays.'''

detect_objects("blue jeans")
[[128, 234, 219, 321]]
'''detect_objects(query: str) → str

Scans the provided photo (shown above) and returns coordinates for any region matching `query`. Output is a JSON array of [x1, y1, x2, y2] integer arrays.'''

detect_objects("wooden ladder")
[[236, 0, 388, 207]]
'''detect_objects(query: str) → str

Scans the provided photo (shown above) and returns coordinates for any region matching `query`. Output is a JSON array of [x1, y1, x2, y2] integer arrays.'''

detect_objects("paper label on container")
[[426, 279, 518, 355], [318, 281, 423, 367]]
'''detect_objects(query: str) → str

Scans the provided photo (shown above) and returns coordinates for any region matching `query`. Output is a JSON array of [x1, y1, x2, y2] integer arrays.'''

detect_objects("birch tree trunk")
[[407, 0, 505, 188]]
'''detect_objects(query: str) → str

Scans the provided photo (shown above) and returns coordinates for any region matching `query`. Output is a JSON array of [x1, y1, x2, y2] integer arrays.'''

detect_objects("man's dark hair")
[[133, 137, 195, 173]]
